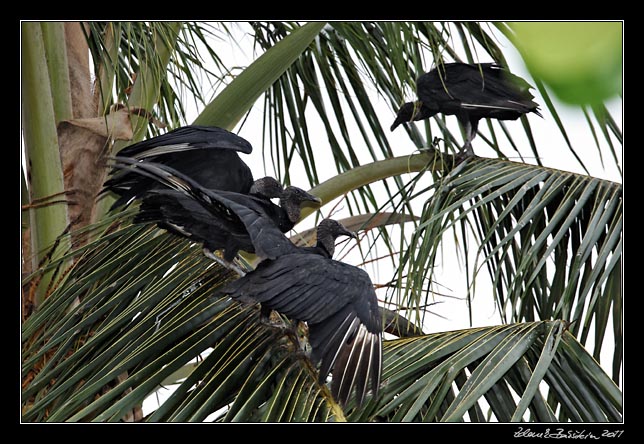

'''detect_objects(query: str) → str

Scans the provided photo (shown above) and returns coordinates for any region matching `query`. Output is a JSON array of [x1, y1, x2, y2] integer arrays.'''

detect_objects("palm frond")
[[194, 22, 327, 130], [85, 22, 231, 133], [357, 320, 621, 422], [21, 217, 342, 422], [395, 157, 622, 379]]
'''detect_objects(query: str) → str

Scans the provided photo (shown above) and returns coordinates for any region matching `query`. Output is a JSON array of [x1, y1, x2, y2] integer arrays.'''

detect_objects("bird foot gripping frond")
[[257, 310, 312, 359], [455, 142, 475, 162], [202, 249, 247, 276]]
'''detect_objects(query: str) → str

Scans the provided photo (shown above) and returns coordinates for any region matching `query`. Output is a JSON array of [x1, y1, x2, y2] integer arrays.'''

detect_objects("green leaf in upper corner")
[[507, 22, 622, 105]]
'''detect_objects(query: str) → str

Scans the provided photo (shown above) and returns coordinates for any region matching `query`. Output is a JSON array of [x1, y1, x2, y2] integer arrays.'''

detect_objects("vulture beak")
[[303, 192, 323, 206], [342, 226, 359, 240], [390, 114, 406, 131]]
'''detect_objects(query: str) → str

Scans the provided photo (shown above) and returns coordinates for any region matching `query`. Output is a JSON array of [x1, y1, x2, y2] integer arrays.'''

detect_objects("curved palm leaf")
[[354, 320, 621, 422], [395, 156, 622, 380]]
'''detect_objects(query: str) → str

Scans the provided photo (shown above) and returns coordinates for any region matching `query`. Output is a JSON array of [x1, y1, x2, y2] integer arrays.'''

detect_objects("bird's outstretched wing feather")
[[104, 126, 254, 210], [222, 253, 382, 405], [117, 125, 253, 158], [108, 157, 297, 260], [135, 189, 255, 254]]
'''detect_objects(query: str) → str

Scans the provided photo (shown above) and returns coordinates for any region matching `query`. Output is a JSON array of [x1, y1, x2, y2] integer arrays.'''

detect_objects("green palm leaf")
[[367, 321, 620, 422], [396, 157, 622, 379], [86, 22, 227, 129]]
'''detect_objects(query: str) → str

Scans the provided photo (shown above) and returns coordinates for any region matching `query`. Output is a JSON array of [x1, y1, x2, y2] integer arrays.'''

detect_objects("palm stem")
[[301, 150, 442, 220], [21, 22, 71, 306], [40, 22, 73, 123]]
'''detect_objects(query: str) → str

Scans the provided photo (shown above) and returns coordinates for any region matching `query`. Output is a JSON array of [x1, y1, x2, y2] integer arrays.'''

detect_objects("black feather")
[[107, 158, 319, 261], [392, 63, 541, 155], [221, 238, 382, 407], [104, 125, 254, 210]]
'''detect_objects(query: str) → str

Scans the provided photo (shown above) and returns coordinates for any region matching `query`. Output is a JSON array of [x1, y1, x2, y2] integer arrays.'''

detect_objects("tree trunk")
[[58, 22, 110, 237]]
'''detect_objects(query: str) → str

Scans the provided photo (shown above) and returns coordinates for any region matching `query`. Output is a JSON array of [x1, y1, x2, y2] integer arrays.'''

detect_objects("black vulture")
[[221, 218, 383, 407], [104, 125, 255, 210], [109, 158, 321, 263], [391, 62, 542, 155], [110, 159, 382, 407]]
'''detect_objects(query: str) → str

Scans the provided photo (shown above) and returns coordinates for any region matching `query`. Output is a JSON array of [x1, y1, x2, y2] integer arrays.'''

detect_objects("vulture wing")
[[105, 126, 254, 209], [222, 253, 382, 406]]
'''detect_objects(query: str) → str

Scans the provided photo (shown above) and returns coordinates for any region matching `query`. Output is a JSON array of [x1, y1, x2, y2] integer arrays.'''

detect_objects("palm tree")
[[21, 21, 622, 422]]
